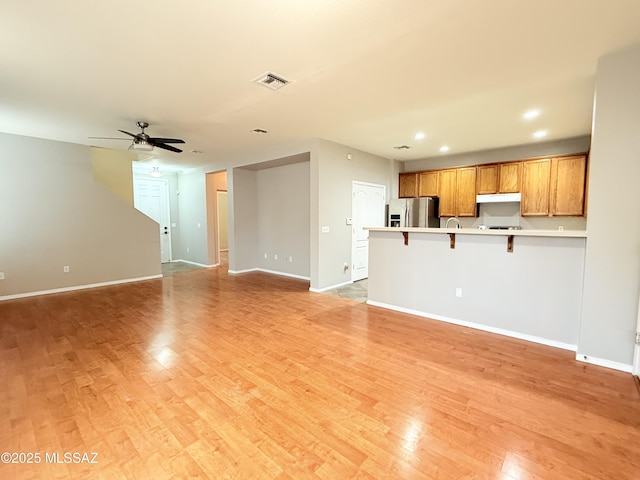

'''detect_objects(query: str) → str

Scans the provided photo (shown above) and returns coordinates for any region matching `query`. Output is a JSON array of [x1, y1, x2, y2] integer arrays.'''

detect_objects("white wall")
[[256, 161, 310, 278], [579, 43, 640, 366], [0, 132, 160, 299]]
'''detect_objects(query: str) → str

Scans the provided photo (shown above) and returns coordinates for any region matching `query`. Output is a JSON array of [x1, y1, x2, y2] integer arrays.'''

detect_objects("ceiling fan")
[[90, 121, 185, 153]]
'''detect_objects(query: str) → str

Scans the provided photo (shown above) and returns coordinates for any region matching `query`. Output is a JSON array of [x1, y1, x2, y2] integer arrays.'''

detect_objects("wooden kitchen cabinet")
[[498, 162, 521, 193], [521, 159, 551, 216], [476, 162, 520, 194], [438, 169, 457, 217], [438, 167, 476, 217], [550, 155, 587, 216], [399, 172, 418, 198], [418, 171, 439, 197], [456, 167, 477, 217], [476, 165, 498, 194]]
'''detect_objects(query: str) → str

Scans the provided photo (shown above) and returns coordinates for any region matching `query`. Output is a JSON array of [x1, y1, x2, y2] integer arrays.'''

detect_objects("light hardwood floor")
[[0, 267, 638, 479]]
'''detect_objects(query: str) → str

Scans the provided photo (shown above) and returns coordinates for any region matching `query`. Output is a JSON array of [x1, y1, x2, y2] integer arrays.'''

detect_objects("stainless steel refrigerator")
[[388, 197, 439, 227]]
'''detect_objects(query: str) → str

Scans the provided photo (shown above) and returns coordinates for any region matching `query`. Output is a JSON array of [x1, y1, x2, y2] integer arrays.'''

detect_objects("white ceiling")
[[2, 0, 640, 170]]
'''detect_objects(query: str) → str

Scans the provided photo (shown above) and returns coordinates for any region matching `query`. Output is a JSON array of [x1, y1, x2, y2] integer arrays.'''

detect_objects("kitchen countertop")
[[365, 227, 587, 238]]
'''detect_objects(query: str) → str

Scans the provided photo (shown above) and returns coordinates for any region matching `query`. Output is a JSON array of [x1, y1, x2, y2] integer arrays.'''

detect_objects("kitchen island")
[[365, 227, 587, 350]]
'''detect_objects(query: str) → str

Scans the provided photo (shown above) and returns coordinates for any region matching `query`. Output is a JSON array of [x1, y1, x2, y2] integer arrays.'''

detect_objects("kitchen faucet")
[[445, 217, 461, 229]]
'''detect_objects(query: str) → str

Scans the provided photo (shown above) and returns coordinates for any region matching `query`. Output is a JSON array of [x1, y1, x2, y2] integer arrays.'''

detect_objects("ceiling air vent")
[[254, 72, 290, 90]]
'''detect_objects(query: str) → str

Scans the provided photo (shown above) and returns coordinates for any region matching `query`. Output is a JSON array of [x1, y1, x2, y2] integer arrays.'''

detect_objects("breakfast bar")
[[365, 227, 588, 351]]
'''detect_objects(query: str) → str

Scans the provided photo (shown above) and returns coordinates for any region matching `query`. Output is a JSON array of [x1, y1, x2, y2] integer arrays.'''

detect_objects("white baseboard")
[[0, 274, 163, 302], [256, 269, 310, 281], [227, 268, 257, 275], [366, 300, 578, 352], [575, 353, 633, 373], [227, 268, 310, 282], [172, 259, 216, 268], [309, 280, 353, 293]]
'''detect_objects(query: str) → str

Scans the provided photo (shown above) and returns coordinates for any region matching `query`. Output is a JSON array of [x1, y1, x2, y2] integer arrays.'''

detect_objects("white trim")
[[575, 353, 633, 373], [0, 275, 163, 302], [227, 268, 310, 281], [366, 300, 577, 352], [228, 268, 258, 275], [256, 269, 310, 281], [172, 259, 217, 268], [309, 280, 353, 293]]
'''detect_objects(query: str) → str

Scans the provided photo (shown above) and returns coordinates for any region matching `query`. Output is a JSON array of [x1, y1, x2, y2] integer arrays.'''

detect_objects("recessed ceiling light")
[[533, 130, 547, 138], [524, 110, 540, 120], [251, 128, 268, 134], [414, 132, 425, 140], [439, 145, 450, 153], [393, 145, 411, 150]]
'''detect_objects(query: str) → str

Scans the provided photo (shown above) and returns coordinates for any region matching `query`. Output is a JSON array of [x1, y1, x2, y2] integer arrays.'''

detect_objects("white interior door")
[[133, 178, 172, 263], [352, 181, 385, 282]]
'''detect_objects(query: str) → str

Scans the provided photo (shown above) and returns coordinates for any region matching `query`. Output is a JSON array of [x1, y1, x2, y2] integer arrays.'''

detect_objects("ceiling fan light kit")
[[129, 140, 154, 152]]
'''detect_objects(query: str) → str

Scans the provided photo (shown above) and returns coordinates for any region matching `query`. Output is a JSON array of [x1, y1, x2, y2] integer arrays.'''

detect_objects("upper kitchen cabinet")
[[399, 172, 418, 198], [418, 171, 439, 197], [521, 159, 551, 216], [476, 165, 498, 194], [498, 162, 521, 193], [476, 162, 521, 194], [550, 155, 587, 216], [521, 155, 587, 216], [438, 169, 457, 216], [439, 167, 477, 217], [456, 167, 477, 217]]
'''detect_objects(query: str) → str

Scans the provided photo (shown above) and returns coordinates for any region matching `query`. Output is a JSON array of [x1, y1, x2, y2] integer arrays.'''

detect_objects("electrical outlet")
[[63, 266, 70, 273], [0, 272, 5, 280], [288, 256, 293, 262], [264, 253, 268, 259], [455, 287, 462, 298], [274, 254, 278, 260]]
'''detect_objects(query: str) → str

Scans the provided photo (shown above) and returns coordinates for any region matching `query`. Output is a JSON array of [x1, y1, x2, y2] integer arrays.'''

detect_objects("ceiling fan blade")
[[117, 129, 137, 138], [152, 143, 183, 153], [148, 137, 185, 144]]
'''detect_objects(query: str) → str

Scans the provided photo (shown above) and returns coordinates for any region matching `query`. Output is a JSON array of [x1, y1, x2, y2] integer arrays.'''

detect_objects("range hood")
[[476, 193, 521, 203]]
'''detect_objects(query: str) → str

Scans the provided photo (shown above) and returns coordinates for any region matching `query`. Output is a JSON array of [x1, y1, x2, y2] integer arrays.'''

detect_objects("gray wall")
[[256, 161, 310, 278], [0, 132, 160, 298], [176, 168, 210, 265], [403, 136, 591, 172], [314, 139, 395, 290], [228, 167, 258, 272], [579, 44, 640, 366], [368, 231, 586, 348]]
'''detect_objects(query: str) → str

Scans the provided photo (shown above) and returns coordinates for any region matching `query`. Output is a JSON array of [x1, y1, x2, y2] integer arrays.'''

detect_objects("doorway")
[[133, 178, 172, 263], [351, 181, 386, 282]]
